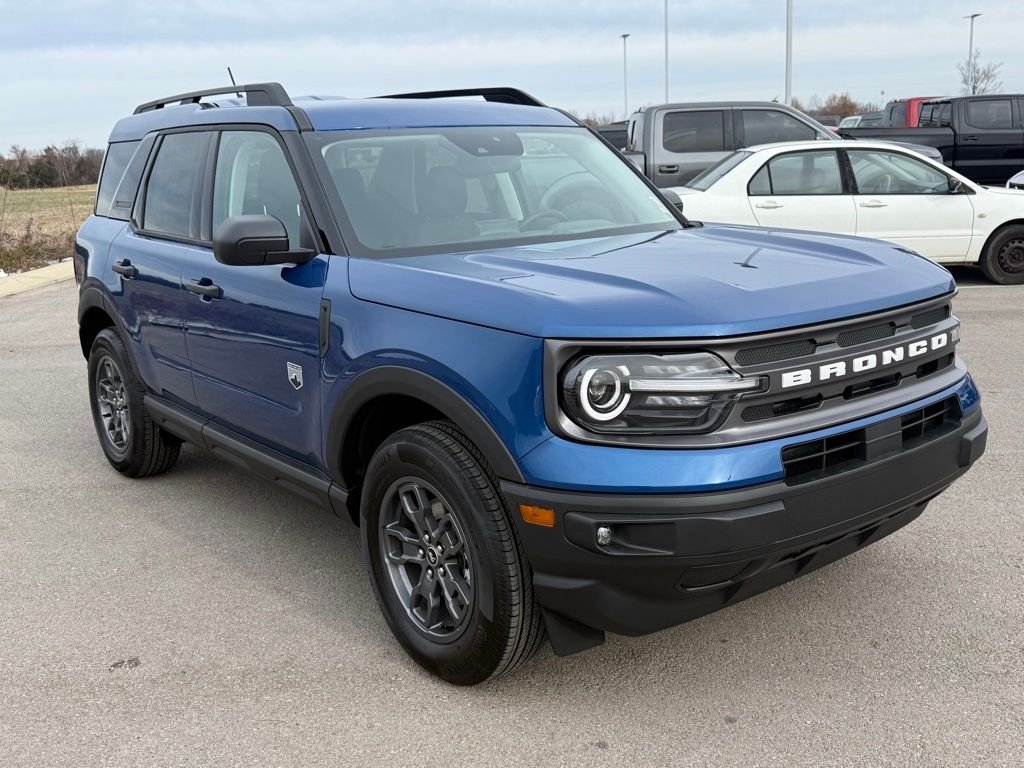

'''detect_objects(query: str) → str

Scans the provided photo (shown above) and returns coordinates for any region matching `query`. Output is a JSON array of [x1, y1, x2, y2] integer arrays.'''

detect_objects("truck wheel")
[[981, 225, 1024, 285], [87, 328, 181, 477], [361, 421, 544, 685]]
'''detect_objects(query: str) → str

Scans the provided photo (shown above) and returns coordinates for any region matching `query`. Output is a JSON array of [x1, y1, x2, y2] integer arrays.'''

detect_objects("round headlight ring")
[[579, 365, 631, 422]]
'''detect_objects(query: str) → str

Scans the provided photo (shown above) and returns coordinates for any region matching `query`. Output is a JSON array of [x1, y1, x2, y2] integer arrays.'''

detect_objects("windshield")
[[687, 151, 752, 191], [306, 127, 680, 257]]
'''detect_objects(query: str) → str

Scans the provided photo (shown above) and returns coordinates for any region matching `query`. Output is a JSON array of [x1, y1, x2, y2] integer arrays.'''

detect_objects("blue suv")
[[76, 83, 987, 684]]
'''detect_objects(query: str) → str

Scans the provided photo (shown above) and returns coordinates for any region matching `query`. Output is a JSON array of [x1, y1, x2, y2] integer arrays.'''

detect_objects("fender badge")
[[287, 362, 303, 390]]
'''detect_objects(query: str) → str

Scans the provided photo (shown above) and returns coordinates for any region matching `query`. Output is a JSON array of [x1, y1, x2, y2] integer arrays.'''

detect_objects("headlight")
[[560, 352, 764, 434]]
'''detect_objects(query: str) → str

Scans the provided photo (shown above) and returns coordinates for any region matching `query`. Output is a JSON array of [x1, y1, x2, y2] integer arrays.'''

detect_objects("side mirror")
[[661, 188, 685, 214], [948, 177, 966, 194], [213, 215, 314, 266]]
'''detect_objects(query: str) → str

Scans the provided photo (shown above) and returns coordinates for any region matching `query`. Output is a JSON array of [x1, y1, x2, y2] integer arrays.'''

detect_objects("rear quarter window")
[[95, 141, 140, 218]]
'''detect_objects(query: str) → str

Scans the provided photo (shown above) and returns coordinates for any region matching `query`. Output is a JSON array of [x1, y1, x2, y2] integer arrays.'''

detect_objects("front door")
[[847, 148, 975, 263], [182, 129, 329, 464]]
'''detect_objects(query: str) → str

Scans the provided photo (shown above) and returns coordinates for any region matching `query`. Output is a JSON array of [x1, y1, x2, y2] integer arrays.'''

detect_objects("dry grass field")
[[0, 184, 95, 274]]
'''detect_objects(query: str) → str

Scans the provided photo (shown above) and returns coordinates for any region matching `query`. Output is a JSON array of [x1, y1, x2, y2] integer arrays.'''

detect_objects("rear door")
[[652, 109, 730, 187], [847, 148, 975, 263], [181, 128, 328, 463], [955, 97, 1024, 183], [745, 149, 856, 234], [113, 130, 211, 405]]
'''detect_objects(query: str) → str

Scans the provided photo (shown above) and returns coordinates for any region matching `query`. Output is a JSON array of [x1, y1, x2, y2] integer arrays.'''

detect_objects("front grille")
[[910, 305, 951, 329], [836, 322, 896, 347], [781, 396, 961, 484], [735, 339, 816, 366]]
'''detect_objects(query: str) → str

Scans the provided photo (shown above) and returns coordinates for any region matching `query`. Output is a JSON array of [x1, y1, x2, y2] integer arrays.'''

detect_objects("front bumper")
[[502, 402, 987, 655]]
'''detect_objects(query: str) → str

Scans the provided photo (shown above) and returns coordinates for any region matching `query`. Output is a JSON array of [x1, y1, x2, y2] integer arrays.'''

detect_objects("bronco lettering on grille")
[[780, 328, 958, 389]]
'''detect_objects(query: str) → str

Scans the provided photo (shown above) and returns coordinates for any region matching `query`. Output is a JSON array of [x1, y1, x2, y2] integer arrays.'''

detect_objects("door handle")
[[111, 259, 136, 278], [754, 200, 784, 209], [657, 164, 679, 174], [859, 200, 888, 208], [963, 135, 980, 142], [185, 279, 222, 299]]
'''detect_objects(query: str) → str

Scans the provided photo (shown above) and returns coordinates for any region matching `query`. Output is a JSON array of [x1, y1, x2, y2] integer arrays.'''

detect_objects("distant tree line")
[[0, 141, 103, 189]]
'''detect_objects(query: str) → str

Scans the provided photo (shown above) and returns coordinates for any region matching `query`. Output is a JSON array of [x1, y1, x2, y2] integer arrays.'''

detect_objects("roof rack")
[[376, 87, 546, 108], [133, 82, 294, 114]]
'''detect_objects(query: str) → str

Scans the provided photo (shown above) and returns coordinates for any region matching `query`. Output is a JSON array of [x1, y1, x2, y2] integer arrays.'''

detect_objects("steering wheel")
[[520, 209, 569, 232]]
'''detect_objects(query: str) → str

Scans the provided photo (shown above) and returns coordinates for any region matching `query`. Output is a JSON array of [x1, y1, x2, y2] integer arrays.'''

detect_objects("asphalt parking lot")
[[1, 269, 1021, 767]]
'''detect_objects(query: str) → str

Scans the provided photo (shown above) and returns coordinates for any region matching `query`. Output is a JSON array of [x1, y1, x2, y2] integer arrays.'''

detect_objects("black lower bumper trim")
[[502, 409, 986, 654]]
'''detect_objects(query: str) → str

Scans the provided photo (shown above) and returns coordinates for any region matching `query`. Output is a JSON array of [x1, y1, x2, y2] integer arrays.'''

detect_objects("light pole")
[[664, 1, 669, 102], [784, 0, 793, 106], [965, 12, 981, 61], [620, 33, 630, 120]]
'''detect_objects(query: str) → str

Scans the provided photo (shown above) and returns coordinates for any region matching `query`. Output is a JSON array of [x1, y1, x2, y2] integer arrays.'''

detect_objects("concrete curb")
[[0, 260, 75, 298]]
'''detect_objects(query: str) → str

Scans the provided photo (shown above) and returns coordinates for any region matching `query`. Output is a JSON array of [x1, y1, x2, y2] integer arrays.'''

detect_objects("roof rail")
[[133, 82, 294, 114], [376, 87, 546, 108]]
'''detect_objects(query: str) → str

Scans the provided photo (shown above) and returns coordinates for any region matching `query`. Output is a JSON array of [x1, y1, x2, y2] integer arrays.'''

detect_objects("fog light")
[[596, 526, 613, 546]]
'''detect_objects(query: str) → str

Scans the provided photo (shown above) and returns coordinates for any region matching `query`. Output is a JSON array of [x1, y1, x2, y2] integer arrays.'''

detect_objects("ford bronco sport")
[[76, 83, 987, 685]]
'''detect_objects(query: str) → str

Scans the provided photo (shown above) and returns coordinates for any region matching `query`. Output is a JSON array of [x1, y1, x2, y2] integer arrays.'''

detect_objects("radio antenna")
[[227, 67, 241, 98]]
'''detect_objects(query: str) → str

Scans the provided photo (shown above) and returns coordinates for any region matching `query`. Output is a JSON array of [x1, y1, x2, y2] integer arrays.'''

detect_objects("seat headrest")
[[419, 166, 468, 217]]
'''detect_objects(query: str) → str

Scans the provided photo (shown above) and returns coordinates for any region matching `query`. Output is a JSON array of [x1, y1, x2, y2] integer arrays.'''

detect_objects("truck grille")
[[781, 396, 961, 485]]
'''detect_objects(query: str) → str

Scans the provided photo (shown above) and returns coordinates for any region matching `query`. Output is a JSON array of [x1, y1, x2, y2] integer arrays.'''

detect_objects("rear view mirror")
[[213, 215, 313, 266], [660, 188, 685, 214]]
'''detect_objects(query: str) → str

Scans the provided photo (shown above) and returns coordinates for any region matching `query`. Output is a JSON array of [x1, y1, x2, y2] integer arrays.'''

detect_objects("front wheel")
[[361, 421, 544, 685], [981, 225, 1024, 285], [87, 328, 181, 477]]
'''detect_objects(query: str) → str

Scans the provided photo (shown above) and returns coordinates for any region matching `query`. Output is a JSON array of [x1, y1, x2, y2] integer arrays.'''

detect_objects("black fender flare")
[[326, 365, 526, 487], [77, 281, 130, 358]]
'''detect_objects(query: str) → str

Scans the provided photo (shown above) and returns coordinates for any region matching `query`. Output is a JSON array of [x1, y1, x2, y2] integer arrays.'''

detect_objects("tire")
[[361, 421, 544, 685], [981, 225, 1024, 285], [87, 328, 181, 477]]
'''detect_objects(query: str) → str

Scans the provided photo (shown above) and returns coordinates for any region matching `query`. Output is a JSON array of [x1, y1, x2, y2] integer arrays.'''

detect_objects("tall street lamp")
[[964, 12, 982, 95], [785, 0, 793, 106], [664, 1, 669, 102], [620, 33, 630, 120]]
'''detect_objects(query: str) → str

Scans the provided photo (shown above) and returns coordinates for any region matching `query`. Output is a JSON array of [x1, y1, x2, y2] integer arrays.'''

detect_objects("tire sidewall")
[[361, 430, 512, 684]]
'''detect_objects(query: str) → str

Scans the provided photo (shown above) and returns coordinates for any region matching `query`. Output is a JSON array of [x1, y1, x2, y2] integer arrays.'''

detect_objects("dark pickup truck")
[[841, 95, 1024, 184]]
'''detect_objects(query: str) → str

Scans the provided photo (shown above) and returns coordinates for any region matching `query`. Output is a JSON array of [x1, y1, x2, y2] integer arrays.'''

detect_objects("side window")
[[965, 99, 1013, 129], [848, 150, 950, 195], [739, 110, 816, 146], [95, 141, 139, 218], [213, 131, 304, 248], [662, 110, 725, 153], [756, 151, 843, 196], [142, 132, 209, 239], [747, 165, 772, 195]]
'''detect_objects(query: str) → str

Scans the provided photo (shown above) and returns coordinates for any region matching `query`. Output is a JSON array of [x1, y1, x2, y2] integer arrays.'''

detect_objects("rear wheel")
[[981, 225, 1024, 285], [361, 421, 544, 685], [87, 328, 181, 477]]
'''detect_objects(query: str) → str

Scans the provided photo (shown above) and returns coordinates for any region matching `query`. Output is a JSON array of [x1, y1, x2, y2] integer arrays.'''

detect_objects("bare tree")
[[959, 48, 1003, 95]]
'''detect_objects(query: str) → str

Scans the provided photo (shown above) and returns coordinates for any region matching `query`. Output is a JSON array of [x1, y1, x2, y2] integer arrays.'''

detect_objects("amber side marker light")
[[518, 504, 556, 528]]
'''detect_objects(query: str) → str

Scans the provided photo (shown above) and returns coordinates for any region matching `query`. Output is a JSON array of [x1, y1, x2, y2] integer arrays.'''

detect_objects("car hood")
[[348, 226, 955, 339]]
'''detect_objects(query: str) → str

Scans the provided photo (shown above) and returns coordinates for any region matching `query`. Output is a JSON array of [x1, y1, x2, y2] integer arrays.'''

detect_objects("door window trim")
[[746, 149, 848, 196], [841, 147, 971, 196]]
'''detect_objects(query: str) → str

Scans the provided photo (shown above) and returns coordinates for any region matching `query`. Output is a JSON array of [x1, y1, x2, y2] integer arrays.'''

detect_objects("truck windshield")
[[306, 126, 680, 257]]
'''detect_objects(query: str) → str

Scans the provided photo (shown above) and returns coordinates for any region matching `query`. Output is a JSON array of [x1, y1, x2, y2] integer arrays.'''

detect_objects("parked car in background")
[[673, 139, 1024, 284], [623, 101, 944, 187], [880, 97, 940, 127], [839, 112, 882, 129], [842, 95, 1024, 184]]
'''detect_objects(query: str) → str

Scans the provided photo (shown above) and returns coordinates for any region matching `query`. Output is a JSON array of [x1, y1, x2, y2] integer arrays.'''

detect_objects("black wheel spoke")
[[380, 477, 474, 639]]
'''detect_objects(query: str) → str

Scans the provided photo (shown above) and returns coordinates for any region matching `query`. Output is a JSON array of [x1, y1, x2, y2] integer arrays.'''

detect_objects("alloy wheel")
[[95, 355, 130, 452]]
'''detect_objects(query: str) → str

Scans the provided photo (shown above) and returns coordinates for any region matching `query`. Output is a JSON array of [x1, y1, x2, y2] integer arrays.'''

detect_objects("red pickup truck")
[[881, 97, 940, 127]]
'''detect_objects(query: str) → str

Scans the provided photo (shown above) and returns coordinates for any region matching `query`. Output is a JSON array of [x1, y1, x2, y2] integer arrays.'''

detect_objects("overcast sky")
[[2, 0, 1021, 150]]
